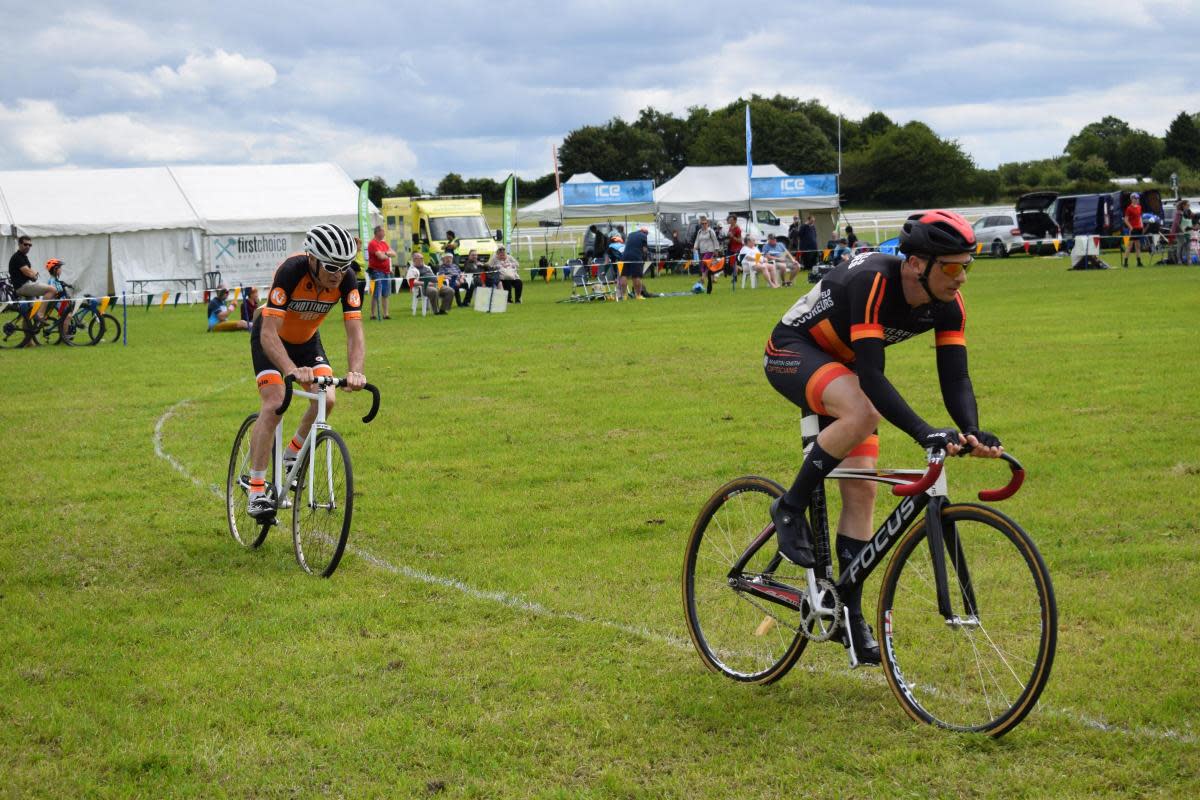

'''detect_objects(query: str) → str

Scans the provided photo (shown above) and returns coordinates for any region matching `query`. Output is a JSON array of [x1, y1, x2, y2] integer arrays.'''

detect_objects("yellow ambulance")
[[381, 195, 499, 265]]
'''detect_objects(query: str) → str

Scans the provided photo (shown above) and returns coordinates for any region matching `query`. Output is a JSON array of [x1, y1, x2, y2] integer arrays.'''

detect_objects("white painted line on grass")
[[153, 394, 1196, 745]]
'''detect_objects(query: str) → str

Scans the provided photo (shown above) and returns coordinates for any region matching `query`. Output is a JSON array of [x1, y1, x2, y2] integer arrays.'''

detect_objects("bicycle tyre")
[[683, 475, 809, 683], [91, 312, 121, 344], [878, 503, 1057, 736], [291, 428, 353, 578], [0, 308, 32, 348], [226, 413, 271, 549]]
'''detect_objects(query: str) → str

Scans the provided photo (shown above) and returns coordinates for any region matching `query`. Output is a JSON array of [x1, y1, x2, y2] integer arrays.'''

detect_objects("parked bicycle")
[[682, 415, 1056, 737], [225, 374, 380, 577]]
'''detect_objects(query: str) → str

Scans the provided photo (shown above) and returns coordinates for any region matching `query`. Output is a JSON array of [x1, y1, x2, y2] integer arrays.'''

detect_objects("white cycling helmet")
[[304, 223, 358, 269]]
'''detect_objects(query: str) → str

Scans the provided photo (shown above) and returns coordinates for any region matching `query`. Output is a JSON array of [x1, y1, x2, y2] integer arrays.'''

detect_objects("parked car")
[[1163, 197, 1200, 231], [972, 212, 1025, 257]]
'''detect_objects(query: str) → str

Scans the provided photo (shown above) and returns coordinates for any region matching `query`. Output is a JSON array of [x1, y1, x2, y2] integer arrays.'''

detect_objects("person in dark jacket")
[[620, 224, 650, 300], [798, 215, 820, 271]]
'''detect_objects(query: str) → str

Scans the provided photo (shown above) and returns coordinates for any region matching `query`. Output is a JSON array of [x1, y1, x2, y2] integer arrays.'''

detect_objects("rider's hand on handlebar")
[[919, 427, 966, 456], [963, 428, 1004, 458], [343, 371, 366, 391], [290, 366, 315, 385]]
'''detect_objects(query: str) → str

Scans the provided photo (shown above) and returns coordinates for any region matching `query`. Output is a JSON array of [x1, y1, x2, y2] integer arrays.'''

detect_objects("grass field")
[[2, 252, 1198, 798]]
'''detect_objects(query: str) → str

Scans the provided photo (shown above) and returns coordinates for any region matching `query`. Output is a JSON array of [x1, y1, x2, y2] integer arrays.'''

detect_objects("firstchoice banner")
[[207, 233, 300, 284]]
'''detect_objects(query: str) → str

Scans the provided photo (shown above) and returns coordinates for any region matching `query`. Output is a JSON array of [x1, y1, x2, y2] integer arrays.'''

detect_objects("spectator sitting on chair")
[[831, 237, 852, 266], [740, 235, 782, 288], [406, 252, 454, 315], [461, 248, 484, 305], [762, 233, 800, 287], [207, 286, 249, 332], [8, 235, 55, 326], [437, 251, 469, 307], [367, 225, 396, 319], [489, 245, 522, 304]]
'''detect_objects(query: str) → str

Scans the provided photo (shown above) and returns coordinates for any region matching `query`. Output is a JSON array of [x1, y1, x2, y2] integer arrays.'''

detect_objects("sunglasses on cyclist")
[[933, 257, 973, 277], [315, 260, 350, 275]]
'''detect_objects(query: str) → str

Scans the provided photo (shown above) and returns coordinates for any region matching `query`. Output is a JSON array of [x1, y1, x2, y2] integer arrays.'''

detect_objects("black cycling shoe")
[[843, 613, 881, 666], [770, 496, 815, 567], [247, 493, 276, 522]]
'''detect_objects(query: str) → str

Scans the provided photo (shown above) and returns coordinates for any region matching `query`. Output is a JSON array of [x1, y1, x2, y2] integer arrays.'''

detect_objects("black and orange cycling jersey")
[[766, 251, 978, 443], [260, 254, 362, 345]]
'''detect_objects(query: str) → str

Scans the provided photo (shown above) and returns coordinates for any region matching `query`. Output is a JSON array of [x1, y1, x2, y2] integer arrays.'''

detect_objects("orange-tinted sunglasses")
[[934, 257, 973, 277]]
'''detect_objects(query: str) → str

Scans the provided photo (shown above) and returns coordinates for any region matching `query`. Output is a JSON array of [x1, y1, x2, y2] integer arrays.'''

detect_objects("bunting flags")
[[1023, 242, 1030, 254], [1122, 236, 1130, 248], [159, 291, 170, 309], [28, 300, 43, 317], [99, 296, 111, 315], [436, 275, 445, 289], [822, 248, 831, 259], [975, 242, 984, 254], [616, 262, 624, 276], [232, 287, 242, 302], [367, 278, 374, 295], [1053, 239, 1062, 252]]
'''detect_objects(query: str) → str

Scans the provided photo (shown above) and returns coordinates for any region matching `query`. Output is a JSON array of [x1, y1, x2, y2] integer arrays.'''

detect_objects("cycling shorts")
[[250, 327, 332, 389], [763, 336, 878, 459]]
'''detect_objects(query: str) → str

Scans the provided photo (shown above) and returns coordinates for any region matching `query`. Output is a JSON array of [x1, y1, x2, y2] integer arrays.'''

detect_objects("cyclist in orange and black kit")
[[246, 223, 366, 519], [763, 210, 1004, 664]]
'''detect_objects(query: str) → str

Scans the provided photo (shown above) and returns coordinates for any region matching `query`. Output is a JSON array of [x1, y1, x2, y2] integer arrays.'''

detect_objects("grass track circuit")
[[1, 253, 1198, 798]]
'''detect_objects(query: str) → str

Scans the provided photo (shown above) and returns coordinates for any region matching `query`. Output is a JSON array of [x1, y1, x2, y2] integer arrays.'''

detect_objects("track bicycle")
[[225, 375, 380, 577], [682, 415, 1057, 736]]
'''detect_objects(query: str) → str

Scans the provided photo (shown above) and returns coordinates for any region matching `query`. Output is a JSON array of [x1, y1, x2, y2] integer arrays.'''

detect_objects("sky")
[[2, 0, 1198, 188]]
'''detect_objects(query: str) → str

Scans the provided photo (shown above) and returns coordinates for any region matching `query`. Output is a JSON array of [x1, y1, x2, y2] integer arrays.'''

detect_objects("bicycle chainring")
[[798, 578, 843, 642]]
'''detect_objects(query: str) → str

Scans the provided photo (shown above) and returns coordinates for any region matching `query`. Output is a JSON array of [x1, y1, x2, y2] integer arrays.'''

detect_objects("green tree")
[[1164, 111, 1200, 169], [1077, 155, 1113, 183], [687, 96, 836, 175], [1151, 157, 1187, 185], [557, 119, 669, 182], [1065, 116, 1132, 166], [633, 107, 691, 177], [1115, 131, 1164, 176], [856, 122, 977, 206], [354, 175, 391, 208], [436, 173, 468, 195], [391, 178, 421, 197]]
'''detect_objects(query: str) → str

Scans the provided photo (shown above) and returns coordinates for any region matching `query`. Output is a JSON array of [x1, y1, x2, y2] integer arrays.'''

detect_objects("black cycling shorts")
[[250, 327, 332, 388], [764, 335, 878, 459]]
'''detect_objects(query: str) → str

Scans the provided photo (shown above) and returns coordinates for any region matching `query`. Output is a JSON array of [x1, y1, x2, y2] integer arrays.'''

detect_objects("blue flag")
[[745, 103, 753, 189]]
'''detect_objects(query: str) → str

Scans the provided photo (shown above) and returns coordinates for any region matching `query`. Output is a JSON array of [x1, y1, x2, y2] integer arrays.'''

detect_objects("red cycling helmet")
[[899, 210, 976, 256], [45, 258, 64, 272]]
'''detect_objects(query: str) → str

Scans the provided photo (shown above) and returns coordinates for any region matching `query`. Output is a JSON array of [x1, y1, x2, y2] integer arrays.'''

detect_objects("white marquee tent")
[[655, 164, 840, 242], [0, 163, 375, 298], [517, 172, 656, 223]]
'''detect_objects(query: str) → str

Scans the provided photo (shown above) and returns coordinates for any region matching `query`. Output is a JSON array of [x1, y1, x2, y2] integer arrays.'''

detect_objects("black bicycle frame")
[[726, 479, 969, 624]]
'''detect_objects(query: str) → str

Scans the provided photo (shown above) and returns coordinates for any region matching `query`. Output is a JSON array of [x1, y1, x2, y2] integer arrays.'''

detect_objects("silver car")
[[972, 212, 1024, 257]]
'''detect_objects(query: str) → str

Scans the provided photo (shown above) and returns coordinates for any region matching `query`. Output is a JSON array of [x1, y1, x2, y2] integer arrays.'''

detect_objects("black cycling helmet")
[[899, 210, 976, 257]]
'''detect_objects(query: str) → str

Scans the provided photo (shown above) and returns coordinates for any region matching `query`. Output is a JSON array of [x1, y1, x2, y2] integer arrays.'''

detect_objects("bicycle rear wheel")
[[683, 475, 809, 683], [878, 503, 1057, 736], [292, 429, 352, 577], [226, 413, 271, 549]]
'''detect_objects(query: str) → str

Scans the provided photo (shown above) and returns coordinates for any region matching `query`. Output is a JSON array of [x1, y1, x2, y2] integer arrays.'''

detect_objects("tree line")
[[358, 97, 1200, 209]]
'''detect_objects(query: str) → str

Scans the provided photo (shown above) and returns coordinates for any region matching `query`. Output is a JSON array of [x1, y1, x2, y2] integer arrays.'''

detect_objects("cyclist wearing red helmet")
[[762, 209, 1004, 664]]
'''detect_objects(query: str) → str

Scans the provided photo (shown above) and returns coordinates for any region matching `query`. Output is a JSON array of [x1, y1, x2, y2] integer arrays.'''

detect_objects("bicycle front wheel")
[[683, 475, 808, 683], [0, 308, 32, 348], [878, 503, 1057, 736], [292, 429, 353, 577], [226, 413, 270, 549], [91, 312, 121, 344]]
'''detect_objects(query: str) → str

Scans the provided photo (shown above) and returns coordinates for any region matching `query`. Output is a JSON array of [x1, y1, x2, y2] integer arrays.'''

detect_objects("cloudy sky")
[[2, 0, 1197, 187]]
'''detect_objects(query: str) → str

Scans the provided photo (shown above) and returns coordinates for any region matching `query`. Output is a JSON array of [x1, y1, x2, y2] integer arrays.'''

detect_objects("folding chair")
[[738, 253, 758, 289], [410, 279, 430, 316]]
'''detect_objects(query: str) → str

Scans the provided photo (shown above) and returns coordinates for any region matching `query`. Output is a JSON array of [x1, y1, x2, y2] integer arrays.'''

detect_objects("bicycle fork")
[[923, 495, 981, 629]]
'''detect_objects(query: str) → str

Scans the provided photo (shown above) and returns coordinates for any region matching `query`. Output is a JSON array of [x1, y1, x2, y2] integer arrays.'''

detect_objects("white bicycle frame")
[[269, 381, 337, 513]]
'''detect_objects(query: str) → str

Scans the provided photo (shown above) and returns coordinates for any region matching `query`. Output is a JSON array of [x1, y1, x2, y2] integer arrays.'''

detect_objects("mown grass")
[[1, 251, 1197, 798]]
